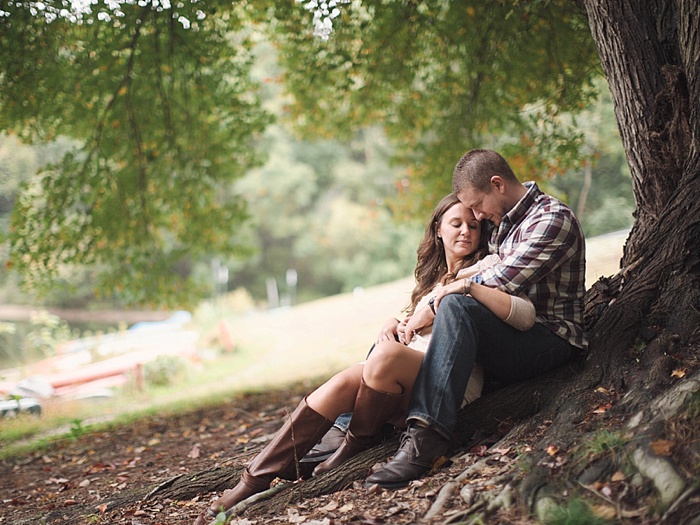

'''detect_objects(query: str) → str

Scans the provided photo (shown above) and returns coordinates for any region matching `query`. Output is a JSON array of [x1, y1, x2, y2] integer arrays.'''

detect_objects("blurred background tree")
[[547, 79, 634, 237], [276, 1, 602, 214], [1, 0, 270, 307]]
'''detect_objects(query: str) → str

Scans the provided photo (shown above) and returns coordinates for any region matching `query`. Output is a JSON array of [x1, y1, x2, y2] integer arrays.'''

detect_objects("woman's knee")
[[323, 365, 362, 393], [363, 342, 409, 382]]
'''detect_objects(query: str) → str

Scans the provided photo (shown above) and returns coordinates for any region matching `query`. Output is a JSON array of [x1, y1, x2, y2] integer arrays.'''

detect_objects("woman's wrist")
[[462, 275, 483, 295], [462, 278, 471, 295]]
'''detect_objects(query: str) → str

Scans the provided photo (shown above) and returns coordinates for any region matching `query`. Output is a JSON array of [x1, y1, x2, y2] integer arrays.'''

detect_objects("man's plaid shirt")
[[480, 182, 588, 350]]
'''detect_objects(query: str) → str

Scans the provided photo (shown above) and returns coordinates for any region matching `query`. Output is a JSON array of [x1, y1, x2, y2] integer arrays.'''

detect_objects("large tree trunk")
[[515, 0, 700, 516], [580, 0, 700, 385]]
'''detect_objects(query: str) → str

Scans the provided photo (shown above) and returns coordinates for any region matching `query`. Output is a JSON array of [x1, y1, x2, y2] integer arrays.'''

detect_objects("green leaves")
[[279, 0, 600, 215], [2, 0, 603, 306], [2, 1, 270, 306]]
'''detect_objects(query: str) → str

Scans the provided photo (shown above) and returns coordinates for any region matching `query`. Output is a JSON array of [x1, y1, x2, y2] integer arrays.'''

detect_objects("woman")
[[194, 194, 534, 524]]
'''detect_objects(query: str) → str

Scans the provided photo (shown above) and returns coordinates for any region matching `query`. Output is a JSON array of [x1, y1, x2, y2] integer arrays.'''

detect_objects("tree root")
[[210, 481, 294, 523], [422, 481, 458, 522]]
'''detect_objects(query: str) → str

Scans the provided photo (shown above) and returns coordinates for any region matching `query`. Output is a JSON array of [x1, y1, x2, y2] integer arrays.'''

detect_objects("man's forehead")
[[457, 186, 485, 206]]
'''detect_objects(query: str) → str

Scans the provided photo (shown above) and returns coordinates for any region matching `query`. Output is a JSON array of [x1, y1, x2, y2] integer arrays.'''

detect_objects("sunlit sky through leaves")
[[296, 0, 349, 40], [2, 0, 347, 37], [2, 0, 206, 27]]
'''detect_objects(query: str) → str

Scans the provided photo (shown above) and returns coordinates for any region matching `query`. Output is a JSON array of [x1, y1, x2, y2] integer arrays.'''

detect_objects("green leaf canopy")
[[277, 0, 601, 214], [1, 0, 270, 306]]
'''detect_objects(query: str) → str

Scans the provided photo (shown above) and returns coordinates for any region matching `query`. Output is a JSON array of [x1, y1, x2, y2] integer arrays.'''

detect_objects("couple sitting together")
[[193, 148, 587, 525]]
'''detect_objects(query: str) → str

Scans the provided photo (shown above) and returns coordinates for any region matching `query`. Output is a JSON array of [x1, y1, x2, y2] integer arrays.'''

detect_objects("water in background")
[[0, 315, 119, 371]]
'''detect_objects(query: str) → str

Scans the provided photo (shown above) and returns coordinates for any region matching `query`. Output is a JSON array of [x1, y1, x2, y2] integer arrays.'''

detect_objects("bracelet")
[[462, 278, 470, 295], [428, 297, 436, 314]]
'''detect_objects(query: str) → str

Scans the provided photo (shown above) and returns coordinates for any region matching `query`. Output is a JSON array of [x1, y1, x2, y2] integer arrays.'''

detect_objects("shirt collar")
[[491, 181, 540, 246], [504, 181, 540, 226]]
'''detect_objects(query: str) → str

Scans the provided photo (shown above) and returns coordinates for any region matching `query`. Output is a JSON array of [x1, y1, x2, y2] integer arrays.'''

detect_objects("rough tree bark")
[[578, 0, 700, 404], [512, 0, 700, 511], [584, 0, 700, 343]]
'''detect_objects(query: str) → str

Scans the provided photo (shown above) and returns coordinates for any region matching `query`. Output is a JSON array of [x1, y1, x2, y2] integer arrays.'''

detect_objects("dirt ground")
[[0, 380, 541, 525], [3, 375, 700, 525]]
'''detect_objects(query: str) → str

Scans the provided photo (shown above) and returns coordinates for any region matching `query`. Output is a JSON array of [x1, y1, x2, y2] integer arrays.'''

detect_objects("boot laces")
[[398, 428, 420, 457]]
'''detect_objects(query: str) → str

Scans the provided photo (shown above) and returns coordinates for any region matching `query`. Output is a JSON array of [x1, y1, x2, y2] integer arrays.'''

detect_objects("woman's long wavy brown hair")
[[406, 194, 491, 315]]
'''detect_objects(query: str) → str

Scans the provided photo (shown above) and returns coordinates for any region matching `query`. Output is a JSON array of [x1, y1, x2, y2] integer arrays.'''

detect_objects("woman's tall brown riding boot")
[[313, 378, 402, 476], [205, 397, 333, 518]]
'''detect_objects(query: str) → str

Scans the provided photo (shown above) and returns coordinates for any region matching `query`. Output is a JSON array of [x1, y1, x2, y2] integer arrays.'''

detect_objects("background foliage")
[[277, 0, 602, 215], [1, 0, 269, 306]]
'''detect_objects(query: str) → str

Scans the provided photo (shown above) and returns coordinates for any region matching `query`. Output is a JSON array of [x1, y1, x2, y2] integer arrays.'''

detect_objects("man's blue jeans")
[[408, 294, 574, 439]]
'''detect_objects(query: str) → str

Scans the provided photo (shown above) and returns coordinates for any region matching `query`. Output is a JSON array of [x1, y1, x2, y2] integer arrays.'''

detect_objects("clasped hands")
[[377, 280, 468, 346], [376, 316, 420, 346]]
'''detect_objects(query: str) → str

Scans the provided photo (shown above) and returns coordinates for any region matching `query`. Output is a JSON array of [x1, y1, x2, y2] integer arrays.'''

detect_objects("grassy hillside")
[[219, 229, 627, 390]]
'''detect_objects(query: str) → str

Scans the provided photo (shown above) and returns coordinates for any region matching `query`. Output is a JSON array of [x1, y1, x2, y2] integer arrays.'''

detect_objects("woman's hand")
[[433, 279, 467, 310], [377, 317, 401, 344], [400, 305, 433, 344], [395, 317, 409, 344]]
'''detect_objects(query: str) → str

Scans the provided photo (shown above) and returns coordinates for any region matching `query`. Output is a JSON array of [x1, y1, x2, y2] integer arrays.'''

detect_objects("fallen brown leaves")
[[3, 375, 699, 525]]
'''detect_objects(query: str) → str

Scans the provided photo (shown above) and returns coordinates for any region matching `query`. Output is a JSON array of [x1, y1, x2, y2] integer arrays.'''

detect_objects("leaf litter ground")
[[1, 381, 537, 525], [2, 375, 698, 525]]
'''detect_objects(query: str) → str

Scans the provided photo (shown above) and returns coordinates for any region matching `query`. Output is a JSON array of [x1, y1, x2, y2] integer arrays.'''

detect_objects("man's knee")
[[439, 294, 483, 317]]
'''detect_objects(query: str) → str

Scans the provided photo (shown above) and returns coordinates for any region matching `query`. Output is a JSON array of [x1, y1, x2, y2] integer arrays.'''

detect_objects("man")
[[366, 148, 587, 488]]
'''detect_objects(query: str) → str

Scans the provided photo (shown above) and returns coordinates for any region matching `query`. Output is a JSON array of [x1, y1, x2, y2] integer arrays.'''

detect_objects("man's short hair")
[[452, 149, 519, 193]]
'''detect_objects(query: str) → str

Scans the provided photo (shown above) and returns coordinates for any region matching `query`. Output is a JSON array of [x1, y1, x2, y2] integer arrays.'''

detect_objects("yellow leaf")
[[611, 470, 626, 482], [592, 403, 612, 414], [545, 444, 559, 456], [432, 455, 449, 470], [591, 504, 617, 519], [671, 369, 686, 378], [590, 481, 605, 490]]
